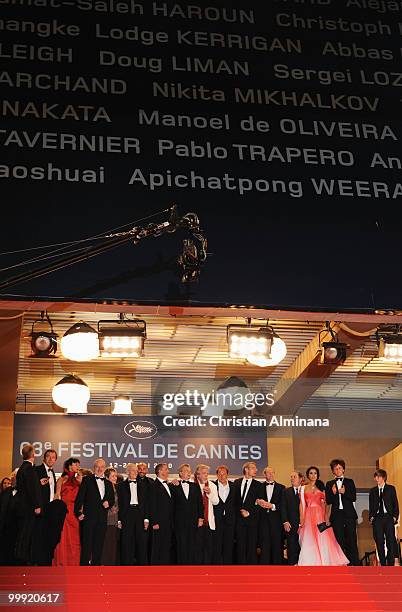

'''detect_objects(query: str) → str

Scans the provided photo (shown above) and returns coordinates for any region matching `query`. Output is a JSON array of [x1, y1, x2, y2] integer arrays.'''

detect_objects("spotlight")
[[61, 322, 99, 362], [52, 374, 90, 413], [227, 324, 287, 367], [377, 331, 402, 362], [112, 395, 133, 414], [318, 322, 348, 365], [98, 317, 146, 358], [29, 312, 58, 358], [320, 341, 347, 365], [247, 336, 287, 367]]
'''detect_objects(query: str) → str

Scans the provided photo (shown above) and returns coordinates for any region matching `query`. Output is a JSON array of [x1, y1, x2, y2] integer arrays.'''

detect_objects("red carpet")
[[1, 566, 402, 612]]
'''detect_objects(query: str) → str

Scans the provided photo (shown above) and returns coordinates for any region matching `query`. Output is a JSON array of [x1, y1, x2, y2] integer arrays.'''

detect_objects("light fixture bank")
[[58, 317, 147, 361], [227, 323, 287, 367]]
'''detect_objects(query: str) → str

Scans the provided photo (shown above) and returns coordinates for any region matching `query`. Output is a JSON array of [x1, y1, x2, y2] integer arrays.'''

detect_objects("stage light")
[[378, 334, 402, 362], [320, 341, 347, 365], [61, 322, 99, 362], [247, 336, 287, 367], [227, 324, 287, 366], [98, 317, 146, 358], [112, 395, 133, 414], [318, 322, 348, 366], [29, 312, 58, 358], [52, 374, 90, 413]]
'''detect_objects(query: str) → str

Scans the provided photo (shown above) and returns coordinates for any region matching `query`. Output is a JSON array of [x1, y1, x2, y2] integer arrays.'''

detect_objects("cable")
[[0, 244, 98, 273], [0, 208, 170, 258], [0, 312, 25, 320], [339, 323, 378, 337]]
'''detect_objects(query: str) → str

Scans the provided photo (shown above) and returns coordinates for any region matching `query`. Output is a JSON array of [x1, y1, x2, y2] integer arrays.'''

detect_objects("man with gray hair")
[[256, 466, 285, 565], [281, 470, 303, 565], [118, 463, 150, 565], [171, 463, 204, 564], [194, 463, 219, 564], [74, 458, 115, 565], [234, 461, 261, 564]]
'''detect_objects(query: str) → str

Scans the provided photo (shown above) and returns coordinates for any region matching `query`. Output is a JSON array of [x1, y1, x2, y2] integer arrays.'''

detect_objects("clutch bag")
[[317, 522, 331, 533]]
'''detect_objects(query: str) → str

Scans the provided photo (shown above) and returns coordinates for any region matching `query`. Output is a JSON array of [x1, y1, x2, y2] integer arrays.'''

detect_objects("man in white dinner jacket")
[[194, 463, 219, 564]]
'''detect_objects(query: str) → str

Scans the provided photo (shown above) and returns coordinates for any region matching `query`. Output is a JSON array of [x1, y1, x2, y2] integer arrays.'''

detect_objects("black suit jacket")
[[137, 475, 154, 491], [150, 479, 174, 528], [259, 481, 285, 520], [233, 478, 262, 522], [281, 486, 300, 528], [171, 481, 203, 528], [369, 484, 399, 522], [325, 477, 358, 520], [35, 464, 56, 507], [213, 480, 236, 525], [15, 460, 42, 516], [74, 475, 114, 519], [117, 478, 150, 523], [0, 488, 18, 532]]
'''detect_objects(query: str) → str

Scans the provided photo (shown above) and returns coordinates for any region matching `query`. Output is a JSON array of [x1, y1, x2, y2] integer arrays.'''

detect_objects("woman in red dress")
[[298, 466, 349, 566], [53, 458, 82, 566]]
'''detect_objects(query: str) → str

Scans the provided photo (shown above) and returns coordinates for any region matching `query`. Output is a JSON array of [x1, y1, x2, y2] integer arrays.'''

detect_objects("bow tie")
[[336, 478, 343, 482], [181, 480, 190, 484], [266, 482, 275, 486], [95, 476, 105, 481], [128, 479, 137, 484], [162, 480, 169, 484]]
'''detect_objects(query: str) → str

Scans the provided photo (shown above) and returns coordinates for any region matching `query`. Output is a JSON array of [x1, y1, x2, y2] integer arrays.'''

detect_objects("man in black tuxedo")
[[0, 469, 19, 565], [369, 469, 399, 566], [257, 466, 285, 565], [118, 463, 150, 565], [281, 471, 302, 565], [150, 463, 174, 565], [213, 465, 236, 564], [136, 462, 154, 559], [234, 461, 262, 564], [325, 458, 359, 565], [33, 449, 57, 565], [74, 458, 115, 565], [14, 444, 42, 564], [171, 463, 204, 564], [137, 462, 154, 491]]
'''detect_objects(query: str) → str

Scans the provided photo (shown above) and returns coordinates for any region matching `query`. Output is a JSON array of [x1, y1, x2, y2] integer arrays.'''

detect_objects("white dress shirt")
[[336, 477, 344, 510], [44, 464, 55, 502], [218, 481, 230, 503], [157, 476, 171, 497], [95, 476, 105, 498], [265, 482, 276, 511], [129, 480, 139, 505], [241, 478, 252, 502], [378, 486, 387, 514], [181, 481, 190, 499]]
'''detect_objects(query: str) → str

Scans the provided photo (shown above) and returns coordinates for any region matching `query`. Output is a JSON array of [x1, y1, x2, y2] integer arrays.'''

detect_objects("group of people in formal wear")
[[0, 446, 399, 567]]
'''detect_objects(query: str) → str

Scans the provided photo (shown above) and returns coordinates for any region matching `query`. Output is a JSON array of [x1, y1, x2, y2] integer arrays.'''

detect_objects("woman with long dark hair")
[[53, 457, 82, 566], [298, 466, 348, 566]]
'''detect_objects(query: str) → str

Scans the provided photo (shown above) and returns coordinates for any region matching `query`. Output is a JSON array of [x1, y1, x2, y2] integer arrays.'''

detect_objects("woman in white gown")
[[298, 466, 349, 566]]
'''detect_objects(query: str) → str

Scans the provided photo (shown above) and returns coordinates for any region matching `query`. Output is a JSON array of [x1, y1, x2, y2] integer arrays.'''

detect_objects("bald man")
[[257, 466, 285, 565], [74, 458, 115, 565]]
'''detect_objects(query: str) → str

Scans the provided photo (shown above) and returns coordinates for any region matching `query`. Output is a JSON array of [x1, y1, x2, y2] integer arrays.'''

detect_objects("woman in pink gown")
[[53, 458, 82, 566], [298, 466, 349, 566]]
